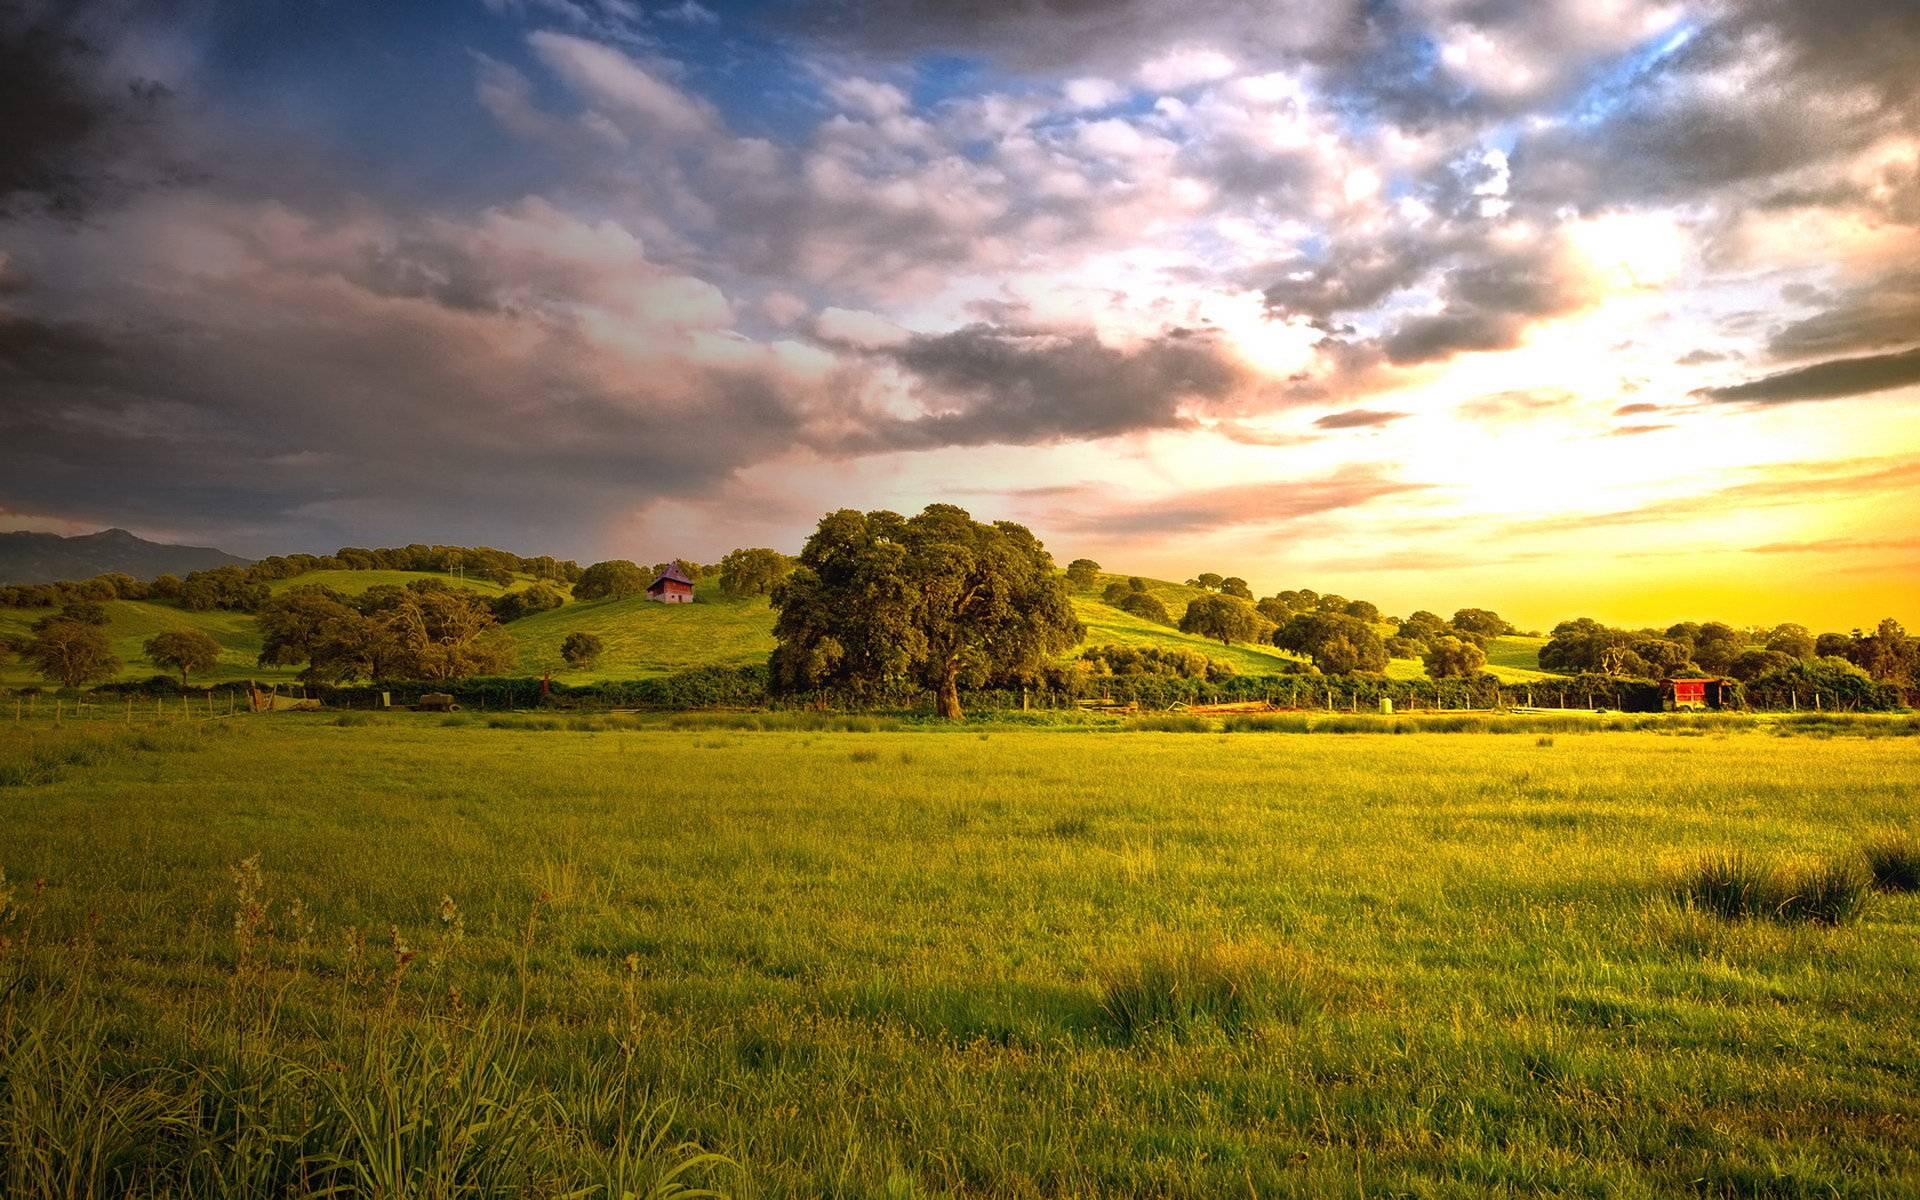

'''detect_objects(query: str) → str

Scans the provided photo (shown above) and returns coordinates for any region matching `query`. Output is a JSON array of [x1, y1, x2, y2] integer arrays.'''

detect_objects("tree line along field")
[[0, 715, 1915, 1196], [0, 566, 1551, 689]]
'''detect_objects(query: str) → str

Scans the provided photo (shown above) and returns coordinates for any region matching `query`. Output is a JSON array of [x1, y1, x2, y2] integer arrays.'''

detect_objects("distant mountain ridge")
[[0, 528, 249, 584]]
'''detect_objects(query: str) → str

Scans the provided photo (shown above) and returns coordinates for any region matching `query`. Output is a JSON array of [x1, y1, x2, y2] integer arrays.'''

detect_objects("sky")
[[1, 0, 1917, 631]]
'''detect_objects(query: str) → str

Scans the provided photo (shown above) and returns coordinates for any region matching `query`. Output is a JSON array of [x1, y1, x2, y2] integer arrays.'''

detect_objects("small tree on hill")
[[1765, 623, 1815, 659], [1275, 612, 1389, 674], [1187, 572, 1225, 591], [1450, 607, 1513, 637], [1422, 635, 1486, 679], [574, 560, 649, 600], [1219, 576, 1253, 600], [27, 620, 120, 688], [1179, 594, 1263, 646], [561, 631, 604, 668], [1117, 590, 1172, 626], [1065, 558, 1101, 590], [145, 630, 222, 686]]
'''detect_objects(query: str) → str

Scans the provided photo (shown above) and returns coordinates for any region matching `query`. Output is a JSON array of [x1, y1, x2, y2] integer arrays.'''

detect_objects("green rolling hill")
[[264, 569, 540, 597], [1, 567, 1554, 687], [512, 588, 775, 682], [0, 600, 300, 687]]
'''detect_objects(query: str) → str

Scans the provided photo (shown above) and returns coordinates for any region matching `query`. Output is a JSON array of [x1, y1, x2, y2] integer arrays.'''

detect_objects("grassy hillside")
[[0, 600, 299, 687], [511, 585, 775, 681], [1483, 635, 1552, 682], [2, 567, 1556, 688], [266, 569, 538, 597], [1073, 573, 1433, 680]]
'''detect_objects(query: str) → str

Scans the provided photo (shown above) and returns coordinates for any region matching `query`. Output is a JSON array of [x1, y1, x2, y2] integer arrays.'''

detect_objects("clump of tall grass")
[[1048, 816, 1092, 839], [1096, 937, 1334, 1042], [1861, 830, 1920, 893], [1673, 852, 1871, 925], [1127, 714, 1211, 733]]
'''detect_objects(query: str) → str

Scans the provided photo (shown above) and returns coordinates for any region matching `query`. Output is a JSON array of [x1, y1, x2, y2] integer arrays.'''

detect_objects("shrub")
[[561, 631, 605, 668], [1773, 858, 1870, 925], [1097, 938, 1331, 1042], [1674, 852, 1870, 925], [1861, 830, 1920, 893], [1128, 714, 1210, 733], [1673, 853, 1780, 921]]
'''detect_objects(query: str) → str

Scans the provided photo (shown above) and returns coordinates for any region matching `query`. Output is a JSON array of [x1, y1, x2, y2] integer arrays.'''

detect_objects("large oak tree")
[[770, 505, 1082, 719], [27, 619, 120, 688]]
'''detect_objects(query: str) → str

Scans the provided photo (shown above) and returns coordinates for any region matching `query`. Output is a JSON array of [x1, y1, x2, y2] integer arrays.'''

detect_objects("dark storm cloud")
[[1762, 272, 1920, 361], [850, 323, 1251, 450], [1314, 408, 1407, 430], [1377, 234, 1594, 365], [1697, 345, 1920, 406], [0, 1, 174, 216], [0, 198, 835, 554]]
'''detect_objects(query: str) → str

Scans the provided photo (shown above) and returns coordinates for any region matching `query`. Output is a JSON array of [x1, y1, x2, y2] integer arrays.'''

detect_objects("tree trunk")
[[935, 660, 964, 721]]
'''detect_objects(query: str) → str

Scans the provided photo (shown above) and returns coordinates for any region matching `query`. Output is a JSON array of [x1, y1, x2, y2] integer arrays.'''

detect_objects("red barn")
[[646, 563, 695, 603], [1665, 677, 1735, 710]]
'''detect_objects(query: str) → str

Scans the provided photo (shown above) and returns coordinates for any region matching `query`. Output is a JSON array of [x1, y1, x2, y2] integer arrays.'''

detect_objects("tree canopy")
[[1421, 635, 1486, 679], [27, 620, 121, 688], [1274, 612, 1389, 674], [145, 630, 222, 686], [255, 581, 515, 683], [574, 560, 650, 601], [717, 548, 793, 597], [560, 631, 604, 668], [1064, 558, 1101, 589], [769, 505, 1082, 719], [1178, 594, 1264, 645]]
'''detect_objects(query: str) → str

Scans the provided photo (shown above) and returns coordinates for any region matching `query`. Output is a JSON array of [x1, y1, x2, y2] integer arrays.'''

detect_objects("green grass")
[[264, 568, 542, 597], [0, 571, 1579, 691], [0, 719, 1915, 1196], [1484, 634, 1554, 682], [509, 585, 776, 680], [0, 600, 300, 687]]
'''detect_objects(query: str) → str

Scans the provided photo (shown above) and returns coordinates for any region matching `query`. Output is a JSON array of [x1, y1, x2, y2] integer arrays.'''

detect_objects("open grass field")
[[0, 715, 1915, 1196]]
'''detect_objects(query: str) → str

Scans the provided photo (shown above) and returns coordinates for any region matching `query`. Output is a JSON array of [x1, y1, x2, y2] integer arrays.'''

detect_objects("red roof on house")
[[648, 564, 694, 589]]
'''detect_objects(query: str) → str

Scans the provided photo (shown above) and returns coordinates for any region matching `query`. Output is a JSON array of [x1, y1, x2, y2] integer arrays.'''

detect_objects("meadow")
[[0, 714, 1916, 1196]]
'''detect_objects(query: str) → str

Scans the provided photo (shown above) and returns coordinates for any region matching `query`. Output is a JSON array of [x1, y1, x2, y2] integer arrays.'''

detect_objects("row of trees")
[[570, 549, 794, 602], [255, 580, 517, 683], [1538, 617, 1918, 686]]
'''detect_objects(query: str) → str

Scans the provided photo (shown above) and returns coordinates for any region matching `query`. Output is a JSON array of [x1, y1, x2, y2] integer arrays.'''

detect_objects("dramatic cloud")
[[0, 0, 1915, 624], [856, 324, 1254, 450], [1314, 409, 1408, 430], [1042, 467, 1427, 536], [1698, 346, 1920, 405]]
